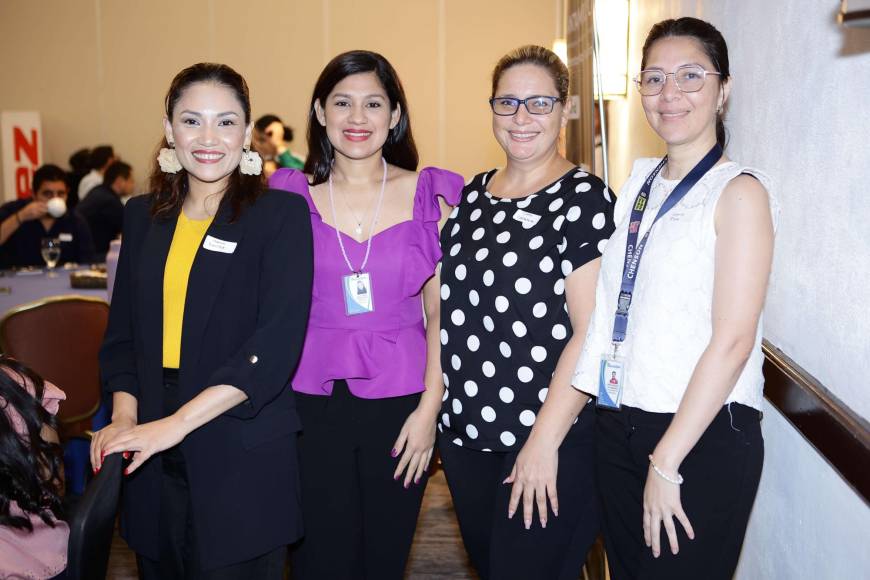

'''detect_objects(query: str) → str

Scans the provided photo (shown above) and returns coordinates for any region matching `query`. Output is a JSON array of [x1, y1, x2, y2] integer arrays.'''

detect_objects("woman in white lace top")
[[571, 17, 778, 580]]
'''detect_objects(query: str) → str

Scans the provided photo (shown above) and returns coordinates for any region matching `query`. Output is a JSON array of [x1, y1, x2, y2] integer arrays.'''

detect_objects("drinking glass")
[[41, 238, 61, 277]]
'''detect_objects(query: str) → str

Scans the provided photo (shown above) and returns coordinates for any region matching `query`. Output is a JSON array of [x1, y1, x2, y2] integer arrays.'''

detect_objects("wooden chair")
[[0, 295, 109, 440], [0, 295, 109, 494]]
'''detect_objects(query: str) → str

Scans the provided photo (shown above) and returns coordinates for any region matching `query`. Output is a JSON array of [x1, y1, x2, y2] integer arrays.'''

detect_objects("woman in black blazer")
[[90, 63, 312, 579]]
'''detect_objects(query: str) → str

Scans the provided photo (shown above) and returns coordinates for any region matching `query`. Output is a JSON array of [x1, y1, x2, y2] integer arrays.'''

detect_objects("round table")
[[0, 267, 108, 316]]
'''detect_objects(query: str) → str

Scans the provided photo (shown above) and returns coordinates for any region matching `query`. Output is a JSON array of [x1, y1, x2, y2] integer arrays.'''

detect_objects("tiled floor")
[[105, 469, 477, 579]]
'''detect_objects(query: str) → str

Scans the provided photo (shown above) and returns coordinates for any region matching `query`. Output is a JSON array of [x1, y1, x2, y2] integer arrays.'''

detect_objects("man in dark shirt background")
[[77, 160, 133, 259], [0, 164, 95, 268]]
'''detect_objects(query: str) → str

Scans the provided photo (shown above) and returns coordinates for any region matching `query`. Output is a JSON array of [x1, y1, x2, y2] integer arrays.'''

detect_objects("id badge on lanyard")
[[328, 157, 387, 318], [599, 144, 722, 411], [343, 271, 374, 315], [597, 350, 625, 410]]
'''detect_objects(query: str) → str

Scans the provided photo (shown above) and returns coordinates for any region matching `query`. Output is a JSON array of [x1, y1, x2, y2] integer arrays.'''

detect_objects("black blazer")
[[99, 190, 312, 568]]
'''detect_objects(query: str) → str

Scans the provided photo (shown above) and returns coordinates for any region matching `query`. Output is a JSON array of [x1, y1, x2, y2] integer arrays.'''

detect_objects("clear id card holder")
[[343, 271, 374, 315], [596, 345, 625, 410]]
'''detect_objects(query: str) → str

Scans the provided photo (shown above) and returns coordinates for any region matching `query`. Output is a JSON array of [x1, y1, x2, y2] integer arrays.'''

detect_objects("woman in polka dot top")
[[438, 45, 615, 580]]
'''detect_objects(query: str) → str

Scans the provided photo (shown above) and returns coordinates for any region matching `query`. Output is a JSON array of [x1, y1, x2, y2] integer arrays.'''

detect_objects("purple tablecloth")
[[0, 268, 108, 316]]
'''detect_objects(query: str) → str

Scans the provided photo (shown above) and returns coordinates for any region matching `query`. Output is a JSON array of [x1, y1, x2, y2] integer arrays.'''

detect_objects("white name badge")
[[512, 209, 541, 227], [596, 355, 625, 410], [343, 272, 374, 315], [58, 233, 73, 242], [203, 235, 237, 254]]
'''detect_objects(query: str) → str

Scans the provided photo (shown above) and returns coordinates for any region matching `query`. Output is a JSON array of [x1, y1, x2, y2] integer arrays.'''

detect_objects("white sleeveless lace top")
[[572, 158, 779, 412]]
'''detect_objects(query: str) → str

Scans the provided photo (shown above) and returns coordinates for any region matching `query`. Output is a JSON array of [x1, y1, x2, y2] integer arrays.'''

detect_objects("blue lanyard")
[[611, 145, 723, 347]]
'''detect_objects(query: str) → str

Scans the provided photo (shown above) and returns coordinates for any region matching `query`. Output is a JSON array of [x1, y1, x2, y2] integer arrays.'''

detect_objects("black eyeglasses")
[[489, 96, 561, 116]]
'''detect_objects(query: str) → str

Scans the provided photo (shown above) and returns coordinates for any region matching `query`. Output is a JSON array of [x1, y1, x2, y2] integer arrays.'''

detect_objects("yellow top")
[[162, 211, 213, 369]]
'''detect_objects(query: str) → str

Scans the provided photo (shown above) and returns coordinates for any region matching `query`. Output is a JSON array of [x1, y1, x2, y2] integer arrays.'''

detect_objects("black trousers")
[[291, 380, 428, 580], [136, 369, 287, 580], [438, 402, 599, 580], [596, 403, 763, 580]]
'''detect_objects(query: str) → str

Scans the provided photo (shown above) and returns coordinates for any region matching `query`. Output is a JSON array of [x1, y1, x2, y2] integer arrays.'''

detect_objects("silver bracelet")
[[648, 455, 684, 485]]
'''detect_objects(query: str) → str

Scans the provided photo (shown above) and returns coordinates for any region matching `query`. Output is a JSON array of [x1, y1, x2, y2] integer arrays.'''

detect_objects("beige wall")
[[0, 0, 560, 194]]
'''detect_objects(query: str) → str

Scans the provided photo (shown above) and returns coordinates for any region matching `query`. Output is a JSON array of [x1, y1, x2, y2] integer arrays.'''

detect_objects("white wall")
[[609, 1, 870, 578], [736, 401, 870, 579]]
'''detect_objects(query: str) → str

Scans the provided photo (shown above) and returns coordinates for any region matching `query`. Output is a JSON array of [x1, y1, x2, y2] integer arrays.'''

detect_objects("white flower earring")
[[239, 147, 263, 176], [158, 141, 182, 174]]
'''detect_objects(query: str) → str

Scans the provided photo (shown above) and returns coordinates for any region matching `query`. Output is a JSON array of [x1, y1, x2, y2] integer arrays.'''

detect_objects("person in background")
[[437, 45, 615, 580], [253, 114, 304, 178], [90, 62, 312, 579], [0, 164, 95, 268], [269, 50, 462, 580], [572, 17, 777, 580], [66, 147, 91, 211], [77, 145, 116, 200], [0, 356, 68, 580], [77, 160, 134, 260]]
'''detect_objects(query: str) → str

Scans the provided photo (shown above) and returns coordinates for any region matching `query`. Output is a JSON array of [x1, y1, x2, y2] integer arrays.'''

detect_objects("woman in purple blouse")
[[270, 50, 462, 580]]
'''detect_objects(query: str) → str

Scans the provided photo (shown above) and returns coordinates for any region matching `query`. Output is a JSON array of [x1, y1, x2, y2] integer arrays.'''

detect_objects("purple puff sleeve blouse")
[[270, 167, 463, 398]]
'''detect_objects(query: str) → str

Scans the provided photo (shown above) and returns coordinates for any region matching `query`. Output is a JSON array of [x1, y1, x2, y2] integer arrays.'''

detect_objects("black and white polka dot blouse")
[[439, 167, 616, 452]]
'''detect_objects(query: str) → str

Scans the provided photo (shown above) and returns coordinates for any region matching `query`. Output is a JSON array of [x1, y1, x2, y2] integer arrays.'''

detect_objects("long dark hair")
[[0, 356, 65, 531], [149, 63, 265, 221], [641, 17, 731, 148], [304, 50, 418, 186]]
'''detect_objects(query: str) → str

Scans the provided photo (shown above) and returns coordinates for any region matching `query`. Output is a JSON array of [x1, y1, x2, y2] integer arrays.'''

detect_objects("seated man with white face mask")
[[0, 164, 95, 268]]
